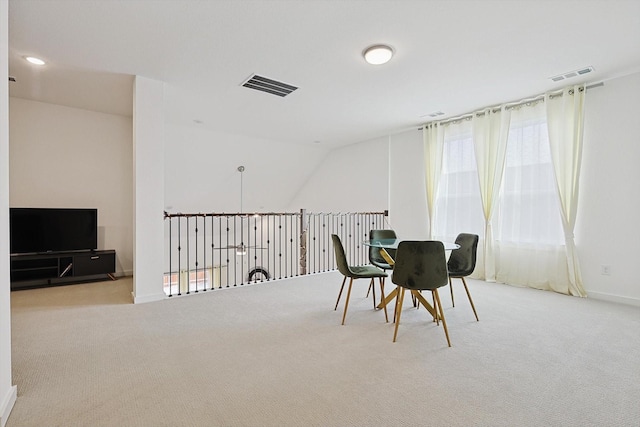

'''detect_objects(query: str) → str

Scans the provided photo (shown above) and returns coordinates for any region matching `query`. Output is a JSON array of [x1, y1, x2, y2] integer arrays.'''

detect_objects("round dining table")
[[363, 238, 459, 314]]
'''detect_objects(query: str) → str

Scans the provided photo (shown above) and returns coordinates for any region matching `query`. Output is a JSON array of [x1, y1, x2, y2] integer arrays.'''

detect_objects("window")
[[434, 121, 484, 241], [496, 106, 564, 246], [434, 102, 564, 247]]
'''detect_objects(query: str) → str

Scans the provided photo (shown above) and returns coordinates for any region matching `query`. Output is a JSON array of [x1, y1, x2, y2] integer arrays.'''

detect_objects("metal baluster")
[[252, 215, 257, 282], [291, 214, 295, 277], [325, 213, 329, 272], [357, 213, 362, 265], [186, 216, 191, 294], [284, 215, 289, 278], [209, 215, 215, 290], [266, 215, 271, 282], [278, 215, 282, 279], [194, 216, 199, 293], [201, 215, 206, 291], [225, 216, 230, 288], [313, 213, 317, 273], [177, 217, 182, 296], [168, 217, 173, 297]]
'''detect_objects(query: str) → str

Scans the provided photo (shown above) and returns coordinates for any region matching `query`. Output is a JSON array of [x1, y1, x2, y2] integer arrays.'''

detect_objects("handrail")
[[162, 209, 388, 296]]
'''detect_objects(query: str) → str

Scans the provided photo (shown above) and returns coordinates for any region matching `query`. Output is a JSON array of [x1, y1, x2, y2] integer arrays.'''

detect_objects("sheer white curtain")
[[433, 120, 485, 275], [472, 107, 511, 282], [545, 84, 587, 297], [494, 100, 569, 292], [431, 85, 585, 296], [423, 123, 445, 239]]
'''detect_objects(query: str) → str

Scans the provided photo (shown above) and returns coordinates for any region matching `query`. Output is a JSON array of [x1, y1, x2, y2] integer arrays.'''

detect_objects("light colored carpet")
[[7, 272, 640, 427]]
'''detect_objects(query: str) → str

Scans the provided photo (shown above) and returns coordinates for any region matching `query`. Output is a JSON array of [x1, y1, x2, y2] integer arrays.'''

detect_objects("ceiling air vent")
[[241, 74, 298, 97], [550, 66, 594, 82]]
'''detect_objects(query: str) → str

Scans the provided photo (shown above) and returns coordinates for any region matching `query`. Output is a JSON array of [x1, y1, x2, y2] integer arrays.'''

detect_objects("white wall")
[[288, 136, 388, 212], [389, 129, 429, 239], [577, 71, 640, 305], [8, 98, 133, 276], [1, 2, 18, 425], [290, 129, 429, 237], [165, 123, 330, 213], [132, 76, 166, 303]]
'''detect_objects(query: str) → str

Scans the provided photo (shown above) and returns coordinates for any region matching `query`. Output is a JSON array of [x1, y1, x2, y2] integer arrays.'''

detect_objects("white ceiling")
[[8, 0, 640, 147]]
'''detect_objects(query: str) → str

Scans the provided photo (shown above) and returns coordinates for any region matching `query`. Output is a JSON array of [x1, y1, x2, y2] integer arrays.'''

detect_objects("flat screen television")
[[10, 208, 98, 255]]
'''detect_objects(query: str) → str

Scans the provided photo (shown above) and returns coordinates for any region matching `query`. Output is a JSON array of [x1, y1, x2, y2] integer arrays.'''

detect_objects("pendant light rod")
[[237, 165, 245, 213], [237, 165, 246, 255]]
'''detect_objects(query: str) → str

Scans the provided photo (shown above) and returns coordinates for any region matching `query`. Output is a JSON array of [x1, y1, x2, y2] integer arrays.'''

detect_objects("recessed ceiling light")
[[363, 45, 394, 65], [25, 56, 45, 65]]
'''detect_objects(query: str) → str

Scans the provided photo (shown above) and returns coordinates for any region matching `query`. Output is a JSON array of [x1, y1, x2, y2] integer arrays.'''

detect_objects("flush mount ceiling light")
[[363, 44, 394, 65], [24, 56, 45, 65]]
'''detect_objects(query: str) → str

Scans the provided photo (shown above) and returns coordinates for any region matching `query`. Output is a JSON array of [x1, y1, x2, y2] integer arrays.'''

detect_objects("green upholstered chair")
[[391, 240, 451, 346], [331, 234, 388, 325], [368, 229, 397, 270], [366, 229, 397, 304], [447, 233, 479, 321]]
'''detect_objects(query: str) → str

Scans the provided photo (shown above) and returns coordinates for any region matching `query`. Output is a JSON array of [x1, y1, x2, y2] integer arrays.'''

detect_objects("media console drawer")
[[73, 251, 116, 276]]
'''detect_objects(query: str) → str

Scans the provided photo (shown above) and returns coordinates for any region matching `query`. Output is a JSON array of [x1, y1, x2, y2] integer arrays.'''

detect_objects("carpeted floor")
[[7, 272, 640, 427]]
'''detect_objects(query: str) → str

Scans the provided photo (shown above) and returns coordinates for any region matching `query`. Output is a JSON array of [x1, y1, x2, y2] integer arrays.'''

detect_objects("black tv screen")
[[10, 208, 98, 254]]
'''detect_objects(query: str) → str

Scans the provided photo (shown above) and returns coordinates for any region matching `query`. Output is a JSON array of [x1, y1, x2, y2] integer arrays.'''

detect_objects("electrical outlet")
[[601, 265, 611, 275]]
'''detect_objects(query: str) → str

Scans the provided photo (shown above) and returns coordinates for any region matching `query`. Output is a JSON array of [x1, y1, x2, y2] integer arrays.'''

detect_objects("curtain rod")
[[420, 82, 604, 129]]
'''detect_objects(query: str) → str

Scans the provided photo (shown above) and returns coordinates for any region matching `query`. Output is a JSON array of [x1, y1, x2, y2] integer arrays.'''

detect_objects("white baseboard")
[[131, 291, 166, 304], [0, 385, 17, 427], [115, 270, 133, 278], [587, 291, 640, 307]]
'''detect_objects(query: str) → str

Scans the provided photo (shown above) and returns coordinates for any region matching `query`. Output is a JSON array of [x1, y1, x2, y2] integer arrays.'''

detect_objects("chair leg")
[[393, 285, 400, 323], [432, 292, 437, 322], [433, 289, 451, 347], [461, 277, 479, 321], [370, 278, 377, 309], [392, 285, 407, 323], [341, 278, 354, 325], [366, 281, 372, 298], [379, 277, 388, 323], [431, 290, 440, 325], [393, 287, 406, 342], [449, 277, 455, 307], [334, 276, 347, 311]]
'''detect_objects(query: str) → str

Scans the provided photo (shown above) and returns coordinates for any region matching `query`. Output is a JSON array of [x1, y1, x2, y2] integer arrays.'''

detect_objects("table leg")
[[379, 248, 395, 266], [375, 247, 396, 309], [411, 290, 438, 320], [377, 287, 397, 309]]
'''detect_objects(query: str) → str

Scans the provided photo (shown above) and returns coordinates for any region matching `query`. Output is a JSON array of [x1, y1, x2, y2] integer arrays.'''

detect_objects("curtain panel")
[[494, 101, 570, 293], [423, 123, 445, 239], [472, 107, 511, 282], [545, 84, 588, 297]]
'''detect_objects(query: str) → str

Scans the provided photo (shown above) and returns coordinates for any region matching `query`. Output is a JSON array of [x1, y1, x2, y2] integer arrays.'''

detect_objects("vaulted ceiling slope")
[[8, 0, 640, 147]]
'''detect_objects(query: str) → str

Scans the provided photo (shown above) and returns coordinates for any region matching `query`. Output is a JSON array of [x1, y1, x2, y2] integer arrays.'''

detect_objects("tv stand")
[[10, 250, 116, 290]]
